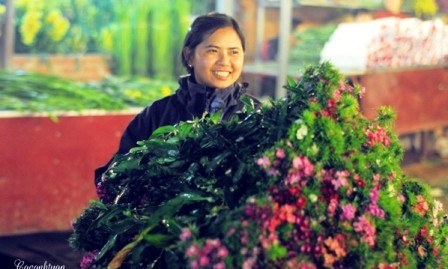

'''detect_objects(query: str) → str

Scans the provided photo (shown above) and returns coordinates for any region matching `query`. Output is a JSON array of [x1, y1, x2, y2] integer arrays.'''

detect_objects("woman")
[[95, 12, 258, 186]]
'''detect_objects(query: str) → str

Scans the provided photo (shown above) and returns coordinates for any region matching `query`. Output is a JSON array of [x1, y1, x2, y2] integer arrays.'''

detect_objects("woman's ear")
[[183, 47, 192, 66]]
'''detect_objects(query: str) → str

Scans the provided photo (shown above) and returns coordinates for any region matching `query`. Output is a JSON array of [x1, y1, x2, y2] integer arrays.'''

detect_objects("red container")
[[358, 66, 448, 135], [0, 110, 136, 235]]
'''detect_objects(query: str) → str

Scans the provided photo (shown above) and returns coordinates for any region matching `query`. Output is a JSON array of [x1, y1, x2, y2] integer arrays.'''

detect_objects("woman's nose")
[[217, 52, 230, 66]]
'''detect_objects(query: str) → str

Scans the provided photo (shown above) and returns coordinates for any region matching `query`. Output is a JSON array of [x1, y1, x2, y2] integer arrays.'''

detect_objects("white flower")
[[309, 194, 318, 203], [296, 124, 308, 140], [310, 143, 319, 156]]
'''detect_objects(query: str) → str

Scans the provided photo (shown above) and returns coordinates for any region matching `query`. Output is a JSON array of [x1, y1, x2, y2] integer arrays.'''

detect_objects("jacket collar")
[[177, 75, 247, 117]]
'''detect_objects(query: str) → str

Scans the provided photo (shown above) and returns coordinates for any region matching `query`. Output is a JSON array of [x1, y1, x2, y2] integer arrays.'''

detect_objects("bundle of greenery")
[[70, 62, 448, 269]]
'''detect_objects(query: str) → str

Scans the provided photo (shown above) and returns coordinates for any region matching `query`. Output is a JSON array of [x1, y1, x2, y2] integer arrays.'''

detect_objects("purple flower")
[[80, 250, 98, 269]]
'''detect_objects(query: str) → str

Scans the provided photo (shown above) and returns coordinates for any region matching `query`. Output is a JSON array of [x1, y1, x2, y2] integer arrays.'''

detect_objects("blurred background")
[[0, 0, 447, 267]]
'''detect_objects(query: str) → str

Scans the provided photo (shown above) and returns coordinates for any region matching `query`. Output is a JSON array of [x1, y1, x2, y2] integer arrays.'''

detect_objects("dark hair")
[[181, 12, 246, 74]]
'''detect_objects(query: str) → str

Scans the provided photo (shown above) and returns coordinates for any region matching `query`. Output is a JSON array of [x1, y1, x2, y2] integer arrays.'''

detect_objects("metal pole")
[[255, 0, 265, 63], [276, 0, 292, 98], [0, 0, 14, 69], [215, 0, 235, 16]]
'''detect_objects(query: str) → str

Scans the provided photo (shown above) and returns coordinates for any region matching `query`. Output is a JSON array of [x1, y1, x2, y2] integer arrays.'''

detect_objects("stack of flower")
[[321, 17, 448, 71], [70, 63, 448, 268]]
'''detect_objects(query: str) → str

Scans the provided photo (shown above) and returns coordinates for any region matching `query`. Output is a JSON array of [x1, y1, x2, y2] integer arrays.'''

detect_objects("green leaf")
[[95, 234, 118, 262], [267, 243, 287, 260], [142, 234, 175, 248], [287, 76, 297, 87], [151, 125, 177, 138]]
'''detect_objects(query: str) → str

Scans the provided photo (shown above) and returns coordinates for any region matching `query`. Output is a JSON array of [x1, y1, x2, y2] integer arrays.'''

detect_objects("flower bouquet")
[[70, 62, 448, 268]]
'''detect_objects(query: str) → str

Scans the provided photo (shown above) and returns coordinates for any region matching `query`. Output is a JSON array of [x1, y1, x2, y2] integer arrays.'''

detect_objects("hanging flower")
[[20, 10, 43, 45], [45, 9, 70, 42]]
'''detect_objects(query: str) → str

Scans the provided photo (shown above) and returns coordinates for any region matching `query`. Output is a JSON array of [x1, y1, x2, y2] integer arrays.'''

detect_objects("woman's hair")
[[181, 12, 246, 74]]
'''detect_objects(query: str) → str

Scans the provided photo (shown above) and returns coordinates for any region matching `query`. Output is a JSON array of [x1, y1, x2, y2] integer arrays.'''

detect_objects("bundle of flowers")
[[70, 62, 448, 268]]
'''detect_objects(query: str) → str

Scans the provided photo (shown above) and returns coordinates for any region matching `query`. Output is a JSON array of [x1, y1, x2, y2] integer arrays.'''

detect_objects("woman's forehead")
[[199, 27, 243, 49]]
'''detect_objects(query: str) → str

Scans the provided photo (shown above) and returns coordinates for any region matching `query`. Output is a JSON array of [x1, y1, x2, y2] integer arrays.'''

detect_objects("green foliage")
[[13, 0, 192, 78], [289, 24, 337, 69], [0, 70, 176, 113], [70, 62, 448, 268]]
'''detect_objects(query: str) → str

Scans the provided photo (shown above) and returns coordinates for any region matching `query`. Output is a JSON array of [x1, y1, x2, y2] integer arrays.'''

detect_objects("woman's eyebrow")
[[204, 44, 241, 50]]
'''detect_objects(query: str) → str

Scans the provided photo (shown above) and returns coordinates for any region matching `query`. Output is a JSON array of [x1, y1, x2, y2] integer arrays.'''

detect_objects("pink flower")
[[365, 127, 391, 147], [332, 170, 349, 190], [339, 80, 354, 93], [186, 244, 200, 257], [367, 204, 385, 218], [333, 89, 341, 101], [217, 246, 229, 258], [327, 198, 338, 217], [370, 186, 379, 204], [190, 260, 199, 269], [276, 148, 286, 159], [199, 255, 210, 266], [340, 204, 356, 220], [353, 215, 376, 246], [206, 239, 221, 248], [267, 168, 280, 176], [286, 170, 302, 185], [256, 156, 271, 169], [243, 257, 256, 269], [292, 155, 314, 176], [413, 195, 429, 216], [180, 227, 192, 241]]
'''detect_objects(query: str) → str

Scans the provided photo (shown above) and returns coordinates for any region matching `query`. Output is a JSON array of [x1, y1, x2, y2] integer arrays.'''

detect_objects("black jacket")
[[94, 75, 258, 185]]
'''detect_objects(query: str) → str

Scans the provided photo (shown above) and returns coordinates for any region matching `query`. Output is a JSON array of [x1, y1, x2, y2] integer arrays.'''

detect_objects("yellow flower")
[[0, 5, 6, 16], [49, 17, 70, 42], [161, 86, 172, 96], [124, 89, 143, 99], [101, 28, 113, 52], [44, 9, 70, 42], [20, 10, 43, 45], [45, 9, 61, 24], [413, 0, 439, 17]]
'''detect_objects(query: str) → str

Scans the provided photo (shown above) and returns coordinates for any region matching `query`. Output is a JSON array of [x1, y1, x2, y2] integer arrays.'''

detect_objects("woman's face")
[[188, 27, 244, 89]]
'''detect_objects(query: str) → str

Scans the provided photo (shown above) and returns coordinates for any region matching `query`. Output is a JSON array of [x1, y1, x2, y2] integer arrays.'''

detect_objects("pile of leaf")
[[69, 63, 448, 268], [289, 24, 337, 69], [0, 70, 176, 113]]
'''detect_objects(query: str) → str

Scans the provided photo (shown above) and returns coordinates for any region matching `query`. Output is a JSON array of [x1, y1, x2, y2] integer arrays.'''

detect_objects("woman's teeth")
[[213, 71, 230, 78]]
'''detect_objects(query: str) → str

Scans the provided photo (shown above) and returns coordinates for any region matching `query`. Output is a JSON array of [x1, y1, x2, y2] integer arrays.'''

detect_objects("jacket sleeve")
[[94, 105, 154, 185]]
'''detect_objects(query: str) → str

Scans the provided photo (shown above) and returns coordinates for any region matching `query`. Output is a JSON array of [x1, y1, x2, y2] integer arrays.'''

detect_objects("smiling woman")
[[93, 12, 260, 186], [184, 27, 244, 89]]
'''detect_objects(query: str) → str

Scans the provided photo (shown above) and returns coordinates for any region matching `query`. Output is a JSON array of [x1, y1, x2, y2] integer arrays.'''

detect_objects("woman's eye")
[[231, 50, 239, 55], [208, 49, 218, 54]]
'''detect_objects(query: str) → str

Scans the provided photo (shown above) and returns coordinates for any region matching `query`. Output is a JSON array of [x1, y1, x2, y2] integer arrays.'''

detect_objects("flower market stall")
[[320, 17, 448, 72], [0, 71, 176, 235], [70, 63, 448, 269]]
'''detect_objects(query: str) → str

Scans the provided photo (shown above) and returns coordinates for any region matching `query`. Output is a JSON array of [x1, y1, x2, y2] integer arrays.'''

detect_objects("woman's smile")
[[188, 26, 244, 89]]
